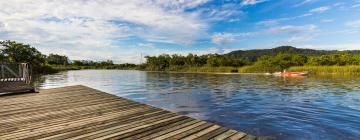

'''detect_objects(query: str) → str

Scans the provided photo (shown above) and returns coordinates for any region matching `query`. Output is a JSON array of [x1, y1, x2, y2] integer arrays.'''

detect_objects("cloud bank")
[[0, 0, 209, 63]]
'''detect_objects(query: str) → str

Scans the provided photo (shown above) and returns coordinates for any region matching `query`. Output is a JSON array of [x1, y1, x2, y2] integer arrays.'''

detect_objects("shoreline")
[[47, 65, 360, 76], [144, 70, 268, 75]]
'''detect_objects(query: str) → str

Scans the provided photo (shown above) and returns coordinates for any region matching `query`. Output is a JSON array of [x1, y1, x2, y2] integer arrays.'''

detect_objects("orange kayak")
[[282, 72, 308, 76]]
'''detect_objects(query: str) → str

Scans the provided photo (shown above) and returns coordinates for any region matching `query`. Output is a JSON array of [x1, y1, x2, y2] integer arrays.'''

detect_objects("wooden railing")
[[0, 63, 32, 84]]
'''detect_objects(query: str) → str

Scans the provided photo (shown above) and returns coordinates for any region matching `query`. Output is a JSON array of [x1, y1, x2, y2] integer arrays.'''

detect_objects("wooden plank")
[[0, 97, 121, 118], [0, 100, 134, 124], [65, 111, 176, 140], [0, 101, 138, 133], [0, 98, 131, 124], [121, 118, 195, 140], [0, 102, 144, 134], [225, 132, 247, 140], [137, 119, 201, 140], [93, 115, 185, 140], [0, 88, 103, 106], [163, 123, 214, 139], [0, 105, 155, 136], [0, 87, 109, 105], [0, 85, 83, 99], [1, 108, 165, 140], [0, 91, 120, 112], [0, 100, 131, 123], [211, 129, 238, 140], [181, 125, 221, 140], [151, 121, 207, 140], [39, 110, 174, 140], [240, 135, 257, 140], [0, 86, 112, 104], [103, 116, 188, 140], [0, 88, 120, 110], [193, 127, 229, 140]]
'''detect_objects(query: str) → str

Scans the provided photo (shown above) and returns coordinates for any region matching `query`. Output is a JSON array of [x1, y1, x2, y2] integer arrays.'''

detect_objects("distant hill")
[[226, 46, 360, 61]]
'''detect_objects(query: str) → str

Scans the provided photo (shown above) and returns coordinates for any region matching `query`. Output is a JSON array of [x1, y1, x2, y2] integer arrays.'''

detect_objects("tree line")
[[145, 54, 247, 71], [0, 40, 136, 73], [144, 52, 360, 72], [2, 40, 360, 74]]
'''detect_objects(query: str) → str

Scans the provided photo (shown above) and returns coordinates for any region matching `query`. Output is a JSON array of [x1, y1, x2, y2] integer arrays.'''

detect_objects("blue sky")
[[0, 0, 360, 63]]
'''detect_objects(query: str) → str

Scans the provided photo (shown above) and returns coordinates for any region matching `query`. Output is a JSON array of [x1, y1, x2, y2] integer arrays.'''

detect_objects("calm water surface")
[[34, 70, 360, 140]]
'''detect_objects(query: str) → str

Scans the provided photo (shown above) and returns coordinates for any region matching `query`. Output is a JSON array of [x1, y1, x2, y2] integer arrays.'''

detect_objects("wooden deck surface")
[[0, 85, 259, 140]]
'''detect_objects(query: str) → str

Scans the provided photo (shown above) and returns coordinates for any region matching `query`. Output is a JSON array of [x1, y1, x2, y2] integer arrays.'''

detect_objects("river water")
[[33, 70, 360, 140]]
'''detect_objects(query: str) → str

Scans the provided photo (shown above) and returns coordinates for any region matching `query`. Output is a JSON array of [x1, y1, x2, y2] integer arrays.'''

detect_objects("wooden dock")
[[0, 85, 258, 140]]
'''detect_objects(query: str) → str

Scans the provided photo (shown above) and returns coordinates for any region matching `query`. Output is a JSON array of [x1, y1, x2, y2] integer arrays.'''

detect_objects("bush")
[[288, 65, 360, 75]]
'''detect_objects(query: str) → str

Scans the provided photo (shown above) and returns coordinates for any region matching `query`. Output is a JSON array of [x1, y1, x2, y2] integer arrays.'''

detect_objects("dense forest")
[[227, 46, 360, 61]]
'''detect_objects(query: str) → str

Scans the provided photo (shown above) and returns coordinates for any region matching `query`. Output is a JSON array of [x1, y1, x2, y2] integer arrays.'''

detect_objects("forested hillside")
[[227, 46, 360, 61]]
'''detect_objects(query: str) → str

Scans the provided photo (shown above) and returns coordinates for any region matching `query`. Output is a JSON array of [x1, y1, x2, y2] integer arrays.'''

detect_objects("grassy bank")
[[47, 65, 360, 75], [288, 66, 360, 75], [238, 66, 269, 73], [149, 66, 239, 73], [149, 65, 360, 75]]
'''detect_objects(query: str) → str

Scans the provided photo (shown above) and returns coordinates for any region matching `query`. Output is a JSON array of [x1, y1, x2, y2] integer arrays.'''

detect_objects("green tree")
[[97, 60, 114, 66], [206, 54, 221, 67], [47, 53, 69, 65], [291, 54, 307, 66], [0, 48, 7, 62], [0, 40, 45, 66], [145, 54, 170, 71]]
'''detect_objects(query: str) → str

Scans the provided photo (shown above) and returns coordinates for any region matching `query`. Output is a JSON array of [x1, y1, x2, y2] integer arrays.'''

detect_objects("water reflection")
[[34, 70, 360, 140]]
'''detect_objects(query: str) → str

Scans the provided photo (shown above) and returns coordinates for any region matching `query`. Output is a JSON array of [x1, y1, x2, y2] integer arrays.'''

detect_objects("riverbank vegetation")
[[144, 47, 360, 75], [50, 62, 139, 71], [0, 40, 139, 74], [288, 66, 360, 75], [2, 40, 360, 75]]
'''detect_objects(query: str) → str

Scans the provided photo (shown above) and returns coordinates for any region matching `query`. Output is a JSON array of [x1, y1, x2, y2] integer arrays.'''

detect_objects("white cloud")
[[256, 18, 289, 26], [211, 33, 236, 45], [286, 36, 314, 43], [352, 0, 360, 8], [210, 31, 258, 54], [153, 0, 210, 10], [211, 25, 317, 47], [241, 0, 267, 6], [346, 20, 360, 28], [211, 32, 257, 45], [310, 6, 330, 14], [0, 0, 210, 63], [206, 47, 225, 54], [300, 43, 360, 50], [273, 36, 315, 47], [199, 4, 245, 22], [256, 5, 330, 27], [353, 4, 360, 8], [267, 25, 317, 34], [294, 0, 316, 7]]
